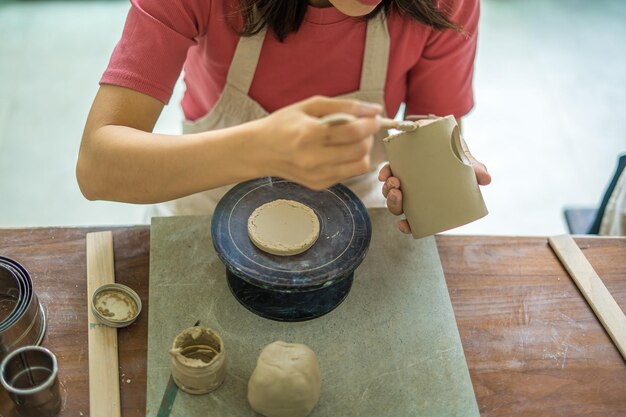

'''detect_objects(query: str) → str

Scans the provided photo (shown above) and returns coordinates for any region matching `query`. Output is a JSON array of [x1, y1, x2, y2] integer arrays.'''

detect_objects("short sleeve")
[[100, 0, 211, 104], [405, 0, 479, 118]]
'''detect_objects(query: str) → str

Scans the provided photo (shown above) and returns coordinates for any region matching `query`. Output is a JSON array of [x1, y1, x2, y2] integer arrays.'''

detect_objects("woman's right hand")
[[254, 96, 382, 190]]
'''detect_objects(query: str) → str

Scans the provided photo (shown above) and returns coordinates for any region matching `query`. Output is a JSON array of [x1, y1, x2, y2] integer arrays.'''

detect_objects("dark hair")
[[238, 0, 462, 41]]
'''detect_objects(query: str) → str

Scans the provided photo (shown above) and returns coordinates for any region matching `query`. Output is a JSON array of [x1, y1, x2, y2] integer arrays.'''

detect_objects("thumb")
[[299, 96, 382, 118], [460, 136, 492, 186], [467, 154, 492, 186]]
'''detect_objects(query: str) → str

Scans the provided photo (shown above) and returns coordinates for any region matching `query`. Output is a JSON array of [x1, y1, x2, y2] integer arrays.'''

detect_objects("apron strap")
[[227, 24, 268, 94], [360, 12, 390, 92], [227, 11, 390, 95]]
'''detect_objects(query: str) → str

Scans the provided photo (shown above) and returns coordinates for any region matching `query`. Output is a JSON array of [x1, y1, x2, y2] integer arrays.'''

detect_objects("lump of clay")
[[248, 341, 321, 417], [248, 199, 320, 256]]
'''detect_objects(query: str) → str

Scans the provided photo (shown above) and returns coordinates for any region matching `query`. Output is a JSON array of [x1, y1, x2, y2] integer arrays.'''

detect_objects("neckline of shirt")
[[304, 5, 353, 25]]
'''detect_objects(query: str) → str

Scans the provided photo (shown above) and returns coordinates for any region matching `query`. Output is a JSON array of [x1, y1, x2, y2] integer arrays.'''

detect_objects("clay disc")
[[247, 199, 320, 256]]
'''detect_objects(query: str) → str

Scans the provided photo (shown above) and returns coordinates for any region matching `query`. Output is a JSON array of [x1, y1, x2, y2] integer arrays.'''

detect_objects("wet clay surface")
[[247, 199, 320, 256], [179, 345, 217, 365], [170, 327, 223, 368]]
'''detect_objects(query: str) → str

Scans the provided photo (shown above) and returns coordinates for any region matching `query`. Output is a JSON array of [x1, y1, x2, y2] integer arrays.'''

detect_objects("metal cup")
[[0, 346, 61, 417], [0, 257, 47, 361]]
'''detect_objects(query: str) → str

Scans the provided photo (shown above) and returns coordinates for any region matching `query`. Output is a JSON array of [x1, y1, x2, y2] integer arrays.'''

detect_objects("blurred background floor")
[[0, 0, 624, 234]]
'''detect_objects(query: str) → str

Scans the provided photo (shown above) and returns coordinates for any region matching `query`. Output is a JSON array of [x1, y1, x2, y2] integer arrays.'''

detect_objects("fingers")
[[380, 167, 402, 215], [308, 157, 369, 189], [469, 156, 492, 186], [381, 176, 399, 198], [379, 163, 403, 216], [380, 165, 412, 234], [463, 150, 492, 186], [460, 136, 492, 186], [319, 136, 373, 165], [378, 163, 391, 181], [320, 118, 380, 147], [405, 114, 436, 122], [336, 157, 371, 179], [299, 96, 382, 118], [398, 219, 411, 234], [386, 188, 403, 215]]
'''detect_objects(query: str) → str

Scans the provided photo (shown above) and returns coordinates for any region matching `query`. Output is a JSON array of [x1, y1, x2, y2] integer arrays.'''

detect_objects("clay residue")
[[94, 290, 137, 321], [178, 345, 218, 367], [382, 117, 439, 143], [170, 327, 223, 369]]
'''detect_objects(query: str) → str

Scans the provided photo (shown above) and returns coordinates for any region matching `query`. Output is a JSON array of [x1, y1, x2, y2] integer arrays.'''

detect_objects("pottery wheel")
[[211, 177, 371, 322]]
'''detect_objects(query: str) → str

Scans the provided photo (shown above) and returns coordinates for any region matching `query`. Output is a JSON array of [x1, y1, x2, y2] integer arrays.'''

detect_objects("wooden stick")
[[548, 234, 626, 361], [87, 231, 122, 417], [319, 113, 417, 131]]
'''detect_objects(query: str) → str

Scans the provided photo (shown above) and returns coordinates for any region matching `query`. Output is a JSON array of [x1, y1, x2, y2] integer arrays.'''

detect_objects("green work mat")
[[147, 209, 479, 417]]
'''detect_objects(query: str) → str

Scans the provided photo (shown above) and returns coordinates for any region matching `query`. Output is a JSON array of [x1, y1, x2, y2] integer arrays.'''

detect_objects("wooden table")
[[0, 228, 625, 417]]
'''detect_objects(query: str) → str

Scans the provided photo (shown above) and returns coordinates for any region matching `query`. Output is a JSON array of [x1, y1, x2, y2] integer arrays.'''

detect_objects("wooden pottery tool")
[[86, 231, 121, 417], [549, 235, 626, 361], [211, 177, 371, 322], [319, 112, 417, 131]]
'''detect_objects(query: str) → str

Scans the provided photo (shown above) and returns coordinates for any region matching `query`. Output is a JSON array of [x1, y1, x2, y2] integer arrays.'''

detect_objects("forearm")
[[78, 87, 382, 203], [76, 120, 269, 203]]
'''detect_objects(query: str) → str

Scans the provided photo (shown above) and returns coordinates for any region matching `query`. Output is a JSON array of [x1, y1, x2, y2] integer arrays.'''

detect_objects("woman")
[[76, 0, 491, 233]]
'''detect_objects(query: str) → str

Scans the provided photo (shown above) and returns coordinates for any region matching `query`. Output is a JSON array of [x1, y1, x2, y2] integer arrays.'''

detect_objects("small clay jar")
[[169, 326, 226, 395]]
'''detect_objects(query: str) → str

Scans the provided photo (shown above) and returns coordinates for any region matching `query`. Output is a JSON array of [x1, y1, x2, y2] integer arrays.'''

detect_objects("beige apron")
[[151, 13, 390, 217], [599, 169, 626, 235]]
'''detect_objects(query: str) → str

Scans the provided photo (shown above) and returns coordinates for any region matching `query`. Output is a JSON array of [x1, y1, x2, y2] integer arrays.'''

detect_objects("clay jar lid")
[[91, 283, 142, 328]]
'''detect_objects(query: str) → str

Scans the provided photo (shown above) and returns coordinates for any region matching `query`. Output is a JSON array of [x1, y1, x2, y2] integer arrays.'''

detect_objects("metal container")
[[0, 346, 61, 417], [0, 257, 46, 361]]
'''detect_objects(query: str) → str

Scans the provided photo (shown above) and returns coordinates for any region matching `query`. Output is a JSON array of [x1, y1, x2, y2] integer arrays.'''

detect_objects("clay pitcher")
[[383, 115, 488, 239]]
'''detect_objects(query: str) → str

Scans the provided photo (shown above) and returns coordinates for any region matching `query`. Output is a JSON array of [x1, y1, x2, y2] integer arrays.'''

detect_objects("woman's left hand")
[[378, 143, 491, 235]]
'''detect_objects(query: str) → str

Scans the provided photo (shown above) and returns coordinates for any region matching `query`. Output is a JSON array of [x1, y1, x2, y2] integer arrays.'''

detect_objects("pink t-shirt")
[[101, 0, 478, 121]]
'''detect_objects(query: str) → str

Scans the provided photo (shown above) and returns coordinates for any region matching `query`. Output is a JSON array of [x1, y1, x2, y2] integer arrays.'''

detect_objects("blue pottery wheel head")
[[211, 178, 372, 294]]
